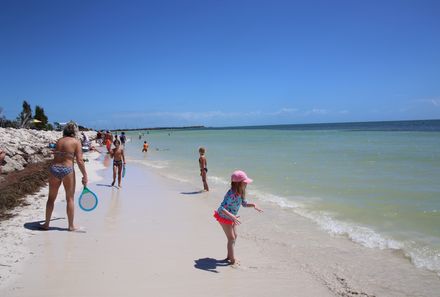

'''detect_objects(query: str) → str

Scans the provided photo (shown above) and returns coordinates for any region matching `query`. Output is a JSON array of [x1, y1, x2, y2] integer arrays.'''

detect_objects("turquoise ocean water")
[[124, 120, 440, 274]]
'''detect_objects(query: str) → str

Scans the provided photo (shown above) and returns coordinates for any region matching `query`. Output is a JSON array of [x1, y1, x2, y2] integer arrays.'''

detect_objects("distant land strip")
[[111, 126, 205, 132]]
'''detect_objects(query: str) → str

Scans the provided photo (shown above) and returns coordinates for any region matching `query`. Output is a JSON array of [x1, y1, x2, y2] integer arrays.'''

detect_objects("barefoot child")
[[142, 141, 149, 152], [198, 147, 209, 191], [110, 139, 125, 187], [214, 170, 262, 265]]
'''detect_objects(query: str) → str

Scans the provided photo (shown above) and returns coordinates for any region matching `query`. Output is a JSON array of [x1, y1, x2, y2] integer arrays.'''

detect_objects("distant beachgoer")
[[105, 131, 112, 153], [120, 132, 126, 146], [81, 132, 90, 148], [114, 134, 119, 141], [110, 139, 125, 188], [0, 148, 5, 173], [96, 130, 102, 145], [142, 141, 149, 152], [213, 170, 262, 265], [42, 121, 88, 231], [138, 133, 142, 140], [198, 147, 209, 191]]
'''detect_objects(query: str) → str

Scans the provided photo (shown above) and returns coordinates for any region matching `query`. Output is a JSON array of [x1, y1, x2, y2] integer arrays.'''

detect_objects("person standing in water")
[[120, 132, 126, 147], [42, 121, 88, 231], [198, 147, 209, 191], [142, 141, 149, 152]]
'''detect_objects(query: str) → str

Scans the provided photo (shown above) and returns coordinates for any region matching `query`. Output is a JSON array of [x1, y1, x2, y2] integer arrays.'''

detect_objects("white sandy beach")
[[0, 152, 333, 297], [1, 147, 440, 297]]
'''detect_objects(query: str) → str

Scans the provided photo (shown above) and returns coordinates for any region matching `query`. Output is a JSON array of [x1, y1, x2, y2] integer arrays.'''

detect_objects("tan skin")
[[42, 136, 87, 231], [199, 151, 209, 191], [218, 182, 263, 264], [0, 148, 5, 174], [142, 142, 149, 152], [110, 142, 125, 188]]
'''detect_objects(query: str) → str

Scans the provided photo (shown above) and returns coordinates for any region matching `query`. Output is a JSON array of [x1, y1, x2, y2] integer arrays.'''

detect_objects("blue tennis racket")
[[78, 187, 98, 211], [122, 165, 126, 178]]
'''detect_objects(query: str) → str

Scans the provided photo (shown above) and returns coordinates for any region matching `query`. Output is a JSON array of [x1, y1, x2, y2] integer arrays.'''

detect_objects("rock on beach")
[[0, 127, 96, 174]]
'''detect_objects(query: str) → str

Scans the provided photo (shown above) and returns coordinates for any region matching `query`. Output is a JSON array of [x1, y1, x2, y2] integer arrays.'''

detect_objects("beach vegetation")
[[53, 122, 63, 131], [78, 125, 92, 131], [34, 105, 49, 130], [1, 101, 57, 129], [0, 161, 50, 220], [16, 100, 33, 128], [0, 107, 17, 128]]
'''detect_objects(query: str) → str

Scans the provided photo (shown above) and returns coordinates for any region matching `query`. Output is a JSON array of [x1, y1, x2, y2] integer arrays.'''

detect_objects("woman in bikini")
[[41, 122, 88, 231]]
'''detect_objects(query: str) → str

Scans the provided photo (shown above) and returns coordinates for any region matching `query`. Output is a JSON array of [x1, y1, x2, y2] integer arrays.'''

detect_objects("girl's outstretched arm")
[[244, 203, 263, 212]]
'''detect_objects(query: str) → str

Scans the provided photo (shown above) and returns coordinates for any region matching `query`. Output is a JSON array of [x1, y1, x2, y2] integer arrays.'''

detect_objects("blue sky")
[[1, 0, 439, 129]]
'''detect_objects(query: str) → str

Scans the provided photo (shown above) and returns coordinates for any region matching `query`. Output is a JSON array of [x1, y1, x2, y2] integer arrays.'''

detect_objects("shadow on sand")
[[96, 183, 113, 188], [23, 218, 68, 232], [181, 190, 204, 195], [194, 257, 230, 273]]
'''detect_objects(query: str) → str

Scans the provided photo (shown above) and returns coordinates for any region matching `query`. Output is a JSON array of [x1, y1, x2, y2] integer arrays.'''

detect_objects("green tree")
[[0, 107, 17, 128], [17, 100, 32, 128], [34, 105, 48, 130]]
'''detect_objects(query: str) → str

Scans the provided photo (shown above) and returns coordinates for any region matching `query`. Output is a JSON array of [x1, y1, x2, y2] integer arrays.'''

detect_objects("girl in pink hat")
[[214, 170, 263, 264]]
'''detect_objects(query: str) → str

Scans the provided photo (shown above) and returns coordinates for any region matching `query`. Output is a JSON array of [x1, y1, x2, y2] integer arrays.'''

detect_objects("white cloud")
[[116, 111, 263, 120], [415, 98, 440, 107], [304, 108, 329, 116], [111, 107, 351, 122], [269, 108, 299, 115], [113, 109, 301, 120], [100, 106, 349, 127]]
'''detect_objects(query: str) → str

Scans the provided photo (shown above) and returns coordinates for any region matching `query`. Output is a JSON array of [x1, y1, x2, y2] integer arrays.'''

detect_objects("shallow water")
[[123, 120, 440, 275]]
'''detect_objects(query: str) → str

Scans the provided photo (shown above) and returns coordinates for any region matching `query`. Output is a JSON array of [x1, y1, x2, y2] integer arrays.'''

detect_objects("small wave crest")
[[126, 158, 169, 169], [406, 243, 440, 276], [248, 189, 304, 209], [158, 173, 190, 183], [122, 159, 440, 275], [246, 187, 440, 275], [208, 175, 229, 185]]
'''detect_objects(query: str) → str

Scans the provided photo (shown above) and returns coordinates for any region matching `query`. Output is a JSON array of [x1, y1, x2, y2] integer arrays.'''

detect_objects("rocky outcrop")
[[0, 128, 96, 174]]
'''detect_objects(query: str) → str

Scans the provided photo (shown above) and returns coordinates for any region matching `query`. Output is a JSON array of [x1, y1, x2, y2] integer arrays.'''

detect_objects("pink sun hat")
[[231, 170, 253, 184]]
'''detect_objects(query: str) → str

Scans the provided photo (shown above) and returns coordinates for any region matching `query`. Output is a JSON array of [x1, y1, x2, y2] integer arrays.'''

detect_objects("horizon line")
[[107, 118, 440, 131]]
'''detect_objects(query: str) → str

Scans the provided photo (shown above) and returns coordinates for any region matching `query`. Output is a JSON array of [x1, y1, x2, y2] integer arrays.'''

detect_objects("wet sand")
[[0, 161, 333, 297], [1, 152, 440, 296]]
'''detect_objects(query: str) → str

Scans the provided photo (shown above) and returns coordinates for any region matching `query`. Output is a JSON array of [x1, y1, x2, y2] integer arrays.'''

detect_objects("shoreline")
[[126, 152, 440, 296], [0, 160, 336, 297], [0, 142, 439, 296], [124, 127, 440, 278]]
